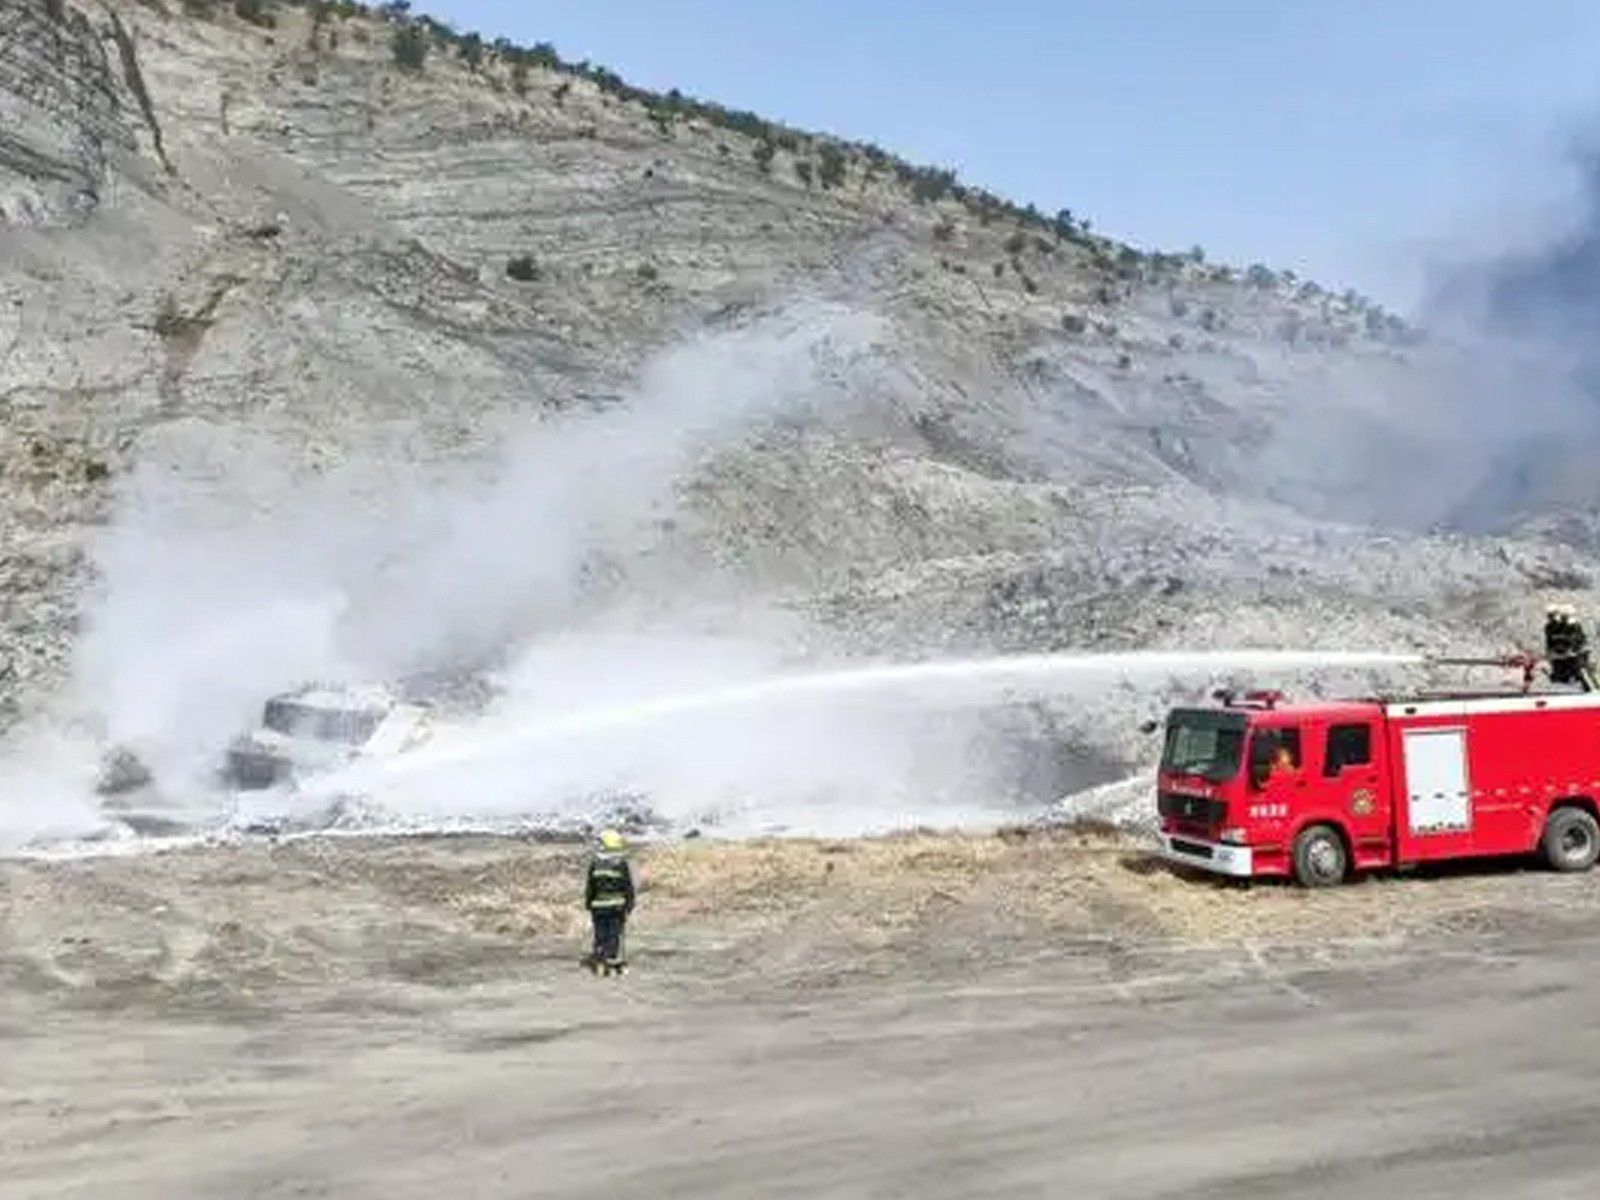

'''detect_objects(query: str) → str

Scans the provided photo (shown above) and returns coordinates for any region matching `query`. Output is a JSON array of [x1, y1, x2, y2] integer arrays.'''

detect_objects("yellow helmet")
[[598, 828, 625, 852]]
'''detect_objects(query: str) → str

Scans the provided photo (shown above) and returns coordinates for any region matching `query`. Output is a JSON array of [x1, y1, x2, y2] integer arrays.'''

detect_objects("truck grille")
[[1168, 838, 1215, 859], [1158, 791, 1226, 825]]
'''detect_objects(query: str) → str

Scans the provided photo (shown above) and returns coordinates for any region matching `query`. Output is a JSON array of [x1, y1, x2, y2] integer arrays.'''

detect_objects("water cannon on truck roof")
[[1157, 622, 1600, 887], [1423, 651, 1543, 693]]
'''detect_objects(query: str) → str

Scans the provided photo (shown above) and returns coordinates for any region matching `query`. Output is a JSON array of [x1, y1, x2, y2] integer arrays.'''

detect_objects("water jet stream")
[[353, 648, 1421, 787]]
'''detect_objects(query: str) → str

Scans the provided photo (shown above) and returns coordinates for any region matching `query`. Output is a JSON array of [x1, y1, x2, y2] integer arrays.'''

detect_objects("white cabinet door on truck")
[[1402, 727, 1471, 835]]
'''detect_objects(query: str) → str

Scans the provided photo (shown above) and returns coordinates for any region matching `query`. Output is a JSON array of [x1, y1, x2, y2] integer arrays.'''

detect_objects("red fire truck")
[[1157, 675, 1600, 886]]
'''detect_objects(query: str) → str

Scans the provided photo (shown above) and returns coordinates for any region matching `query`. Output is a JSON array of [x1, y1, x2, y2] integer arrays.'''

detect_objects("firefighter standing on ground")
[[1544, 603, 1596, 690], [584, 829, 635, 974]]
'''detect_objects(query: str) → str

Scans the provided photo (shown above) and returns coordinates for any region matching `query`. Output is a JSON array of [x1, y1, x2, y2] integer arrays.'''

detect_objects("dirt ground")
[[5, 829, 1600, 1198]]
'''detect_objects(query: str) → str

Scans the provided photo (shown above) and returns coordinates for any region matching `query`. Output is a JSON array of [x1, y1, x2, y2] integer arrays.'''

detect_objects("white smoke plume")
[[0, 727, 109, 848], [1250, 343, 1597, 533], [67, 301, 881, 773], [40, 294, 1207, 847], [1, 291, 1434, 851], [27, 301, 986, 842], [1204, 130, 1600, 538]]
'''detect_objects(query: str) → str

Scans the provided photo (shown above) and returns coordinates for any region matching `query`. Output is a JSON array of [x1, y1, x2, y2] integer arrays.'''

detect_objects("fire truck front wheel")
[[1541, 806, 1600, 873], [1292, 824, 1349, 888]]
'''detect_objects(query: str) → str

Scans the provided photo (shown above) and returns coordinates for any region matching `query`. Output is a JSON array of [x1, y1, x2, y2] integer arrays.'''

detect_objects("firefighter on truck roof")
[[584, 829, 635, 976], [1543, 603, 1596, 691]]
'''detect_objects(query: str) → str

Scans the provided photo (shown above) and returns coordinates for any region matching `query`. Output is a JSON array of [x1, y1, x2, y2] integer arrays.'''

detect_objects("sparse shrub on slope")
[[233, 0, 276, 27], [907, 166, 955, 204], [817, 144, 847, 189], [164, 0, 1364, 311], [417, 16, 458, 51], [392, 23, 428, 70], [324, 9, 1079, 242]]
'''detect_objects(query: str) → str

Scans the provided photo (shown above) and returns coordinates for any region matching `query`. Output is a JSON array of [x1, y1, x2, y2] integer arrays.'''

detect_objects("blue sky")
[[420, 2, 1600, 311]]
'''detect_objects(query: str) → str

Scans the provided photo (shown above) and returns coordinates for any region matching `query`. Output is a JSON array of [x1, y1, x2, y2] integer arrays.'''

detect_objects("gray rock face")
[[0, 0, 137, 225], [1, 1, 1593, 793]]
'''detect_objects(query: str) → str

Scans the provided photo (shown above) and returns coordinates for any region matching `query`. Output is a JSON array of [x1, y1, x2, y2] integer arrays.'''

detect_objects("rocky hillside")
[[2, 0, 1592, 749]]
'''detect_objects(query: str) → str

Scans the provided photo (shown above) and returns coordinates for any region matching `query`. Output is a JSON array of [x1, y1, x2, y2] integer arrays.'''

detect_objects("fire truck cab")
[[1157, 688, 1600, 886]]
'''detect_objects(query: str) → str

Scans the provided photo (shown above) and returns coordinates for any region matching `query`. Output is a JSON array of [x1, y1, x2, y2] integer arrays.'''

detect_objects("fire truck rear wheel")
[[1541, 806, 1600, 873], [1292, 824, 1348, 888]]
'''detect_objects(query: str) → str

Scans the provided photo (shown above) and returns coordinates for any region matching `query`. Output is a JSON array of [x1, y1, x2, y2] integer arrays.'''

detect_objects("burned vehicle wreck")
[[224, 685, 433, 790]]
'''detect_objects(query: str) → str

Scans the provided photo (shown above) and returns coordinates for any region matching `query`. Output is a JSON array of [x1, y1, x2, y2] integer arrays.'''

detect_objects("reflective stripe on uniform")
[[589, 855, 631, 911]]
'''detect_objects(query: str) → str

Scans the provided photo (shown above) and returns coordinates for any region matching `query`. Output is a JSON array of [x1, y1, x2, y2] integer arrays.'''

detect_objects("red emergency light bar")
[[1211, 689, 1283, 709]]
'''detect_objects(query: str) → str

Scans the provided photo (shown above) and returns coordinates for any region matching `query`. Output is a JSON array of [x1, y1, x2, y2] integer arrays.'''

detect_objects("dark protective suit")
[[1545, 616, 1595, 690], [585, 852, 635, 966]]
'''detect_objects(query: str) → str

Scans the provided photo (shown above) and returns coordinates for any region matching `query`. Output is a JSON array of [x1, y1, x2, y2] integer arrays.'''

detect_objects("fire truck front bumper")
[[1160, 833, 1254, 878]]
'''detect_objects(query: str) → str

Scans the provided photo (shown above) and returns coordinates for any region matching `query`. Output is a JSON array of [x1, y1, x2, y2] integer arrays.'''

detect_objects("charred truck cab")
[[1157, 685, 1600, 886]]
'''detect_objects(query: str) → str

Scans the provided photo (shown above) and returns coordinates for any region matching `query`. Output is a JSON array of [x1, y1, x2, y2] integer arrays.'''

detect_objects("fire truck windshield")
[[1161, 710, 1247, 782]]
